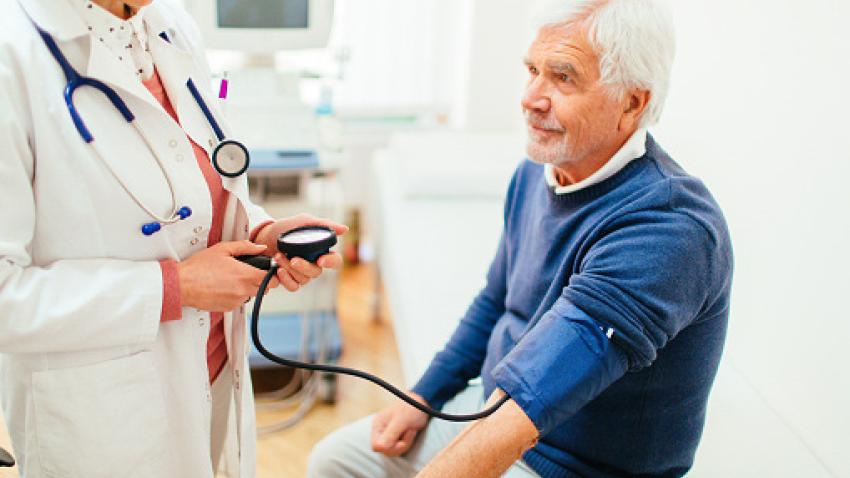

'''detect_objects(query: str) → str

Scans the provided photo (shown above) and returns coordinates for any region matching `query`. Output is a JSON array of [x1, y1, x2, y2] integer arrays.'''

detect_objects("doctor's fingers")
[[316, 252, 343, 270], [288, 257, 323, 279], [218, 240, 268, 257], [262, 276, 281, 293], [277, 270, 301, 292], [275, 255, 314, 283], [275, 252, 339, 276], [241, 269, 281, 294], [288, 213, 349, 236]]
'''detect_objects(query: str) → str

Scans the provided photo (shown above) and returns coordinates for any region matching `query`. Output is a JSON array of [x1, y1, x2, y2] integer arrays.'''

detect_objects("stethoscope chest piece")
[[212, 139, 250, 178]]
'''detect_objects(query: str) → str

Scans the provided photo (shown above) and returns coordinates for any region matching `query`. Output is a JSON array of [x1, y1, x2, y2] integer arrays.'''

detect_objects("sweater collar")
[[545, 128, 648, 195]]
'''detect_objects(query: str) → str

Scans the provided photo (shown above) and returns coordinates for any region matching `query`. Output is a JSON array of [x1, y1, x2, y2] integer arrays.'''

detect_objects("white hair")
[[534, 0, 676, 127]]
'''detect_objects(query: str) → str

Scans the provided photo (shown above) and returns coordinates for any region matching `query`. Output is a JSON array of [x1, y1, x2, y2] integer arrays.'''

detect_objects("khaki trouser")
[[306, 382, 541, 478]]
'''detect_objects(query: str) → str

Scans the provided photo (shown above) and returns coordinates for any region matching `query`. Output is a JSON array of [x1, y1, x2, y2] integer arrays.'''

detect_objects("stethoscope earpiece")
[[141, 222, 162, 236], [141, 206, 193, 236], [177, 206, 193, 219]]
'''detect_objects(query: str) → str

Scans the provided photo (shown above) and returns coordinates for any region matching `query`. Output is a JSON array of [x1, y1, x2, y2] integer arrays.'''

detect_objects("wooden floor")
[[0, 262, 403, 478]]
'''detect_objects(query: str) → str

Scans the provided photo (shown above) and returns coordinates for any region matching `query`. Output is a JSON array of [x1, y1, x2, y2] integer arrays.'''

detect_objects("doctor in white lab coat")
[[0, 0, 346, 477]]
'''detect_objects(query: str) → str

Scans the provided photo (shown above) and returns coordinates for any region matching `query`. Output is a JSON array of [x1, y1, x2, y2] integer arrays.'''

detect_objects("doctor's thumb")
[[220, 240, 268, 256]]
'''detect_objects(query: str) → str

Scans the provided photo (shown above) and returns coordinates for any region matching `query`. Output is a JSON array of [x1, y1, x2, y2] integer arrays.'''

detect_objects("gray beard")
[[526, 135, 572, 165]]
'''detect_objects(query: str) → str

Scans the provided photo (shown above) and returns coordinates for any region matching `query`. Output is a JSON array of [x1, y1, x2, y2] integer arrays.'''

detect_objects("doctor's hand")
[[177, 241, 279, 312], [253, 213, 348, 292], [370, 391, 430, 457]]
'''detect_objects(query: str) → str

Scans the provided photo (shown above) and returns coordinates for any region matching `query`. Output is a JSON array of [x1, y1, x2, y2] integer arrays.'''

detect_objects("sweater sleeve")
[[491, 208, 720, 435], [411, 232, 509, 409]]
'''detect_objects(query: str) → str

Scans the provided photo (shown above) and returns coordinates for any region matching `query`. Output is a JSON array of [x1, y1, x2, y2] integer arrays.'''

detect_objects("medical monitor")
[[186, 0, 334, 53]]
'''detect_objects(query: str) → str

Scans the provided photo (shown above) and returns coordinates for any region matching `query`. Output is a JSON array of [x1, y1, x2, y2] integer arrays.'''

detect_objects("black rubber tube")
[[250, 265, 510, 422]]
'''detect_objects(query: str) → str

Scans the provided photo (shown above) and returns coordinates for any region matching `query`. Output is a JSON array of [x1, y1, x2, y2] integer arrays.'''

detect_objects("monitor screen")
[[217, 0, 310, 29]]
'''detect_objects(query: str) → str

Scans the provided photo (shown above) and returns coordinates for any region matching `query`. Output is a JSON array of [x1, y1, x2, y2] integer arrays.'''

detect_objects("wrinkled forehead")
[[527, 23, 600, 80]]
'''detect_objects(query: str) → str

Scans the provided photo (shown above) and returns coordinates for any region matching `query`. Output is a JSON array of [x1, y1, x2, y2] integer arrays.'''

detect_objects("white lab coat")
[[0, 0, 272, 476]]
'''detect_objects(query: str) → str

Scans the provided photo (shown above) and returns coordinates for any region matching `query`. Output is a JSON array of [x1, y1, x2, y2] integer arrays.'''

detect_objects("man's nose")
[[521, 77, 551, 113]]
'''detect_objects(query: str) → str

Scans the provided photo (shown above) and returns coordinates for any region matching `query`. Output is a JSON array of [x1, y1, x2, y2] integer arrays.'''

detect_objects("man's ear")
[[619, 89, 651, 131]]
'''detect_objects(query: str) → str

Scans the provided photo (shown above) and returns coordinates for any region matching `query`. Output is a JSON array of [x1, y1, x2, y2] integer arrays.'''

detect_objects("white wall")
[[321, 0, 461, 112], [323, 0, 535, 128], [451, 0, 534, 131], [653, 1, 850, 475]]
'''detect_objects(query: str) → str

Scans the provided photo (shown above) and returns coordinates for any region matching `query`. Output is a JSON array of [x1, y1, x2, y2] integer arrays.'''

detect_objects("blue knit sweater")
[[412, 136, 733, 477]]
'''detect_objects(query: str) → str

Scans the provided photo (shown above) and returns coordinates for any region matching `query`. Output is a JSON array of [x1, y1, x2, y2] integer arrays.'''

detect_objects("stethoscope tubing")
[[186, 78, 225, 142], [36, 22, 136, 142], [251, 264, 511, 422], [90, 130, 182, 226], [65, 75, 135, 142]]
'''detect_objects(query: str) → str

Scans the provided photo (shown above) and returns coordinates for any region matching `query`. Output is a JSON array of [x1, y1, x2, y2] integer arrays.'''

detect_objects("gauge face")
[[213, 141, 249, 176], [282, 228, 334, 244], [278, 226, 337, 262]]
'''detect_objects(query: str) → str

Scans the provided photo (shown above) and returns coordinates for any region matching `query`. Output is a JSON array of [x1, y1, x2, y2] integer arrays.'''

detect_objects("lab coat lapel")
[[85, 39, 163, 112], [145, 7, 218, 158], [15, 0, 86, 42]]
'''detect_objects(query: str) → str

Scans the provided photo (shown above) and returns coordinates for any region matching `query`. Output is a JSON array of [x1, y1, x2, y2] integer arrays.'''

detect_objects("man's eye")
[[558, 73, 570, 82], [528, 66, 539, 75]]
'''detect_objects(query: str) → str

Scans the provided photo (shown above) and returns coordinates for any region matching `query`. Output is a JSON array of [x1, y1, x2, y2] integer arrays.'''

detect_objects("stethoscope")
[[31, 21, 251, 236]]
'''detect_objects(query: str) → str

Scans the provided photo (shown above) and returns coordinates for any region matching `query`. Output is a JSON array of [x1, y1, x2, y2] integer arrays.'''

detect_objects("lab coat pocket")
[[31, 351, 174, 478]]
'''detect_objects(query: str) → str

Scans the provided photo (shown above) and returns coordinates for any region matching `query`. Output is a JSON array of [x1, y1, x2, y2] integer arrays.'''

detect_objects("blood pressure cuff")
[[489, 301, 628, 436]]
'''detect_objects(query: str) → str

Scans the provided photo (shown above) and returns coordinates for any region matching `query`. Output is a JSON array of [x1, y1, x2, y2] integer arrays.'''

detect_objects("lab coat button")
[[199, 317, 205, 326], [190, 238, 199, 246], [194, 226, 203, 233], [208, 138, 215, 148], [169, 139, 178, 148]]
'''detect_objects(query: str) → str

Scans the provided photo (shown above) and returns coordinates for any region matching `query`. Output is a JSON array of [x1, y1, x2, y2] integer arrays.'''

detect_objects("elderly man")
[[309, 0, 733, 477]]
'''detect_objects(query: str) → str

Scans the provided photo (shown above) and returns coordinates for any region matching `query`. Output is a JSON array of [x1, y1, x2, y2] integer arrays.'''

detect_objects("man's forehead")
[[526, 24, 597, 76], [528, 24, 592, 59]]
